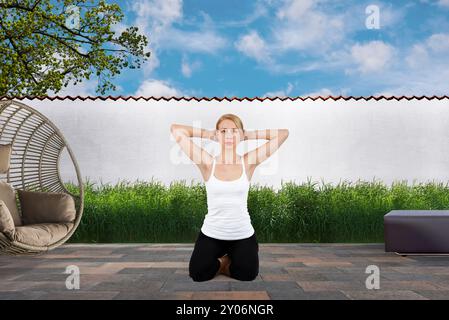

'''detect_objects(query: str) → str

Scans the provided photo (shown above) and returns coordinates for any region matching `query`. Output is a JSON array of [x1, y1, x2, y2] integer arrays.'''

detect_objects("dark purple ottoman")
[[384, 210, 449, 254]]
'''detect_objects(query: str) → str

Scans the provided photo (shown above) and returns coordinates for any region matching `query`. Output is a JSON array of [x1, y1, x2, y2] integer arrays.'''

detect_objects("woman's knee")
[[189, 258, 219, 282], [189, 271, 215, 282], [229, 261, 259, 281]]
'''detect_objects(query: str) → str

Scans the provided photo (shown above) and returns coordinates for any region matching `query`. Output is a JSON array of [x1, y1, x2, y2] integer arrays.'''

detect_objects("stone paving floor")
[[1, 243, 449, 300]]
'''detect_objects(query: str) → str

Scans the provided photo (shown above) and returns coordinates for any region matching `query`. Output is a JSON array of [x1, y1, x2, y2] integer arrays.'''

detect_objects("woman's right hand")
[[206, 129, 217, 141], [203, 129, 217, 141]]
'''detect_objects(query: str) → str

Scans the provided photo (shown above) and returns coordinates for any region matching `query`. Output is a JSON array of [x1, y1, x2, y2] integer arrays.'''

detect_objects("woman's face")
[[216, 119, 243, 149]]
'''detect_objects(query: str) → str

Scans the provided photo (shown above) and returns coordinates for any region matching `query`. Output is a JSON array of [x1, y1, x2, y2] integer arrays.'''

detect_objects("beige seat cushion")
[[0, 200, 15, 240], [0, 181, 22, 226], [0, 143, 12, 174], [18, 190, 76, 224], [13, 223, 74, 247]]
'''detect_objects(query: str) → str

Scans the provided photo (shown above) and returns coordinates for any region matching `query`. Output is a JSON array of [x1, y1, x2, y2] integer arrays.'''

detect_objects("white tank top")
[[201, 156, 255, 240]]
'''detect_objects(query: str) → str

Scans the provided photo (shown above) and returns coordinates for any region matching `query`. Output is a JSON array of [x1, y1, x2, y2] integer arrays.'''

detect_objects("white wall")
[[15, 98, 449, 190]]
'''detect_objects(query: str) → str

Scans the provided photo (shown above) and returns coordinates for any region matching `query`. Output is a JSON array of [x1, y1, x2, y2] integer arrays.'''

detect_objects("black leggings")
[[189, 230, 259, 282]]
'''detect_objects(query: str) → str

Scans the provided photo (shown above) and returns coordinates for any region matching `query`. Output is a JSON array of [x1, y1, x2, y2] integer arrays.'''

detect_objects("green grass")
[[66, 177, 449, 243]]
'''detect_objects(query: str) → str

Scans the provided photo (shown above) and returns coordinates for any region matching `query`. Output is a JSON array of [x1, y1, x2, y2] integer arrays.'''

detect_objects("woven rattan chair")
[[0, 99, 84, 255]]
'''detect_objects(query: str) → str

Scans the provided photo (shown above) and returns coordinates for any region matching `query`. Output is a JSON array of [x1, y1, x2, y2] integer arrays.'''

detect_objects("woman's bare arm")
[[243, 129, 289, 168], [171, 124, 216, 140], [170, 124, 215, 168]]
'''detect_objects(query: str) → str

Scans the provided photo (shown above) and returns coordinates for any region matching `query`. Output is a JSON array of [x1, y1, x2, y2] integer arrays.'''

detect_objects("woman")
[[170, 114, 289, 282]]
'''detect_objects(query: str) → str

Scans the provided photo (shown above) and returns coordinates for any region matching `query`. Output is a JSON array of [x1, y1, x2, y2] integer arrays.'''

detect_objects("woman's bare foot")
[[216, 254, 231, 276]]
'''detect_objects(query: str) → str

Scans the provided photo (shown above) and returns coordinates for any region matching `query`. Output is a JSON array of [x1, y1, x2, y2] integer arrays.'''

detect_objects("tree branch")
[[0, 2, 96, 43], [0, 19, 39, 85], [35, 30, 90, 58], [31, 0, 43, 11]]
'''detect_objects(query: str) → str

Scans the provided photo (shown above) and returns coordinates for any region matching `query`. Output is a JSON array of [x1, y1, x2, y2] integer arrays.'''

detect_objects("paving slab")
[[1, 243, 448, 300]]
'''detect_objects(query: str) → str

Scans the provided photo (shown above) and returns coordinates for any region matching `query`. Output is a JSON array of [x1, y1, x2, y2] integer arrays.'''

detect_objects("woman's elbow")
[[170, 124, 179, 133], [171, 126, 188, 142]]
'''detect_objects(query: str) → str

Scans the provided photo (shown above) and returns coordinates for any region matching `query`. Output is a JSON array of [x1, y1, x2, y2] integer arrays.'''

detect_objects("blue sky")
[[59, 0, 449, 97]]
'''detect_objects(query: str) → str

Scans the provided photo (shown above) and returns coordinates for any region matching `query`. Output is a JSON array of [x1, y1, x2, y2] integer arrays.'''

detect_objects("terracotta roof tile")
[[0, 95, 448, 101]]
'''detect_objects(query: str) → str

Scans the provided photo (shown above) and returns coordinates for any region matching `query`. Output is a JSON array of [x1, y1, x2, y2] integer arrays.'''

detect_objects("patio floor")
[[1, 243, 449, 300]]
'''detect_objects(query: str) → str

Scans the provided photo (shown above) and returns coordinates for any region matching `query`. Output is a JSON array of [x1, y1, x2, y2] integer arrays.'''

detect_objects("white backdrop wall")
[[13, 98, 449, 190]]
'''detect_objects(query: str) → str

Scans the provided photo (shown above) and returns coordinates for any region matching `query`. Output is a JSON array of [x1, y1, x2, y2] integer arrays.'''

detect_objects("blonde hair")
[[215, 114, 244, 131]]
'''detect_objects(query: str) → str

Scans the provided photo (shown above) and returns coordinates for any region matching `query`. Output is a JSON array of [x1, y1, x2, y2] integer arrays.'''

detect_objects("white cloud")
[[132, 0, 182, 28], [406, 33, 449, 69], [221, 1, 268, 27], [127, 0, 227, 96], [163, 28, 227, 54], [438, 0, 449, 7], [134, 79, 183, 97], [377, 3, 406, 28], [263, 85, 349, 98], [375, 33, 449, 96], [272, 0, 345, 52], [350, 41, 395, 73], [220, 1, 407, 80], [131, 0, 226, 55], [276, 0, 314, 20], [301, 87, 351, 97], [235, 30, 272, 63], [303, 88, 334, 97], [130, 0, 184, 75], [426, 33, 449, 52], [47, 78, 99, 96], [263, 82, 294, 97], [406, 44, 429, 68], [233, 0, 347, 73], [374, 68, 449, 96], [181, 56, 201, 77], [130, 0, 227, 79], [232, 1, 413, 77]]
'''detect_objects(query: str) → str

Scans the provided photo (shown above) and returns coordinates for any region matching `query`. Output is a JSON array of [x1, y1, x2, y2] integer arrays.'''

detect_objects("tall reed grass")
[[67, 177, 449, 243]]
